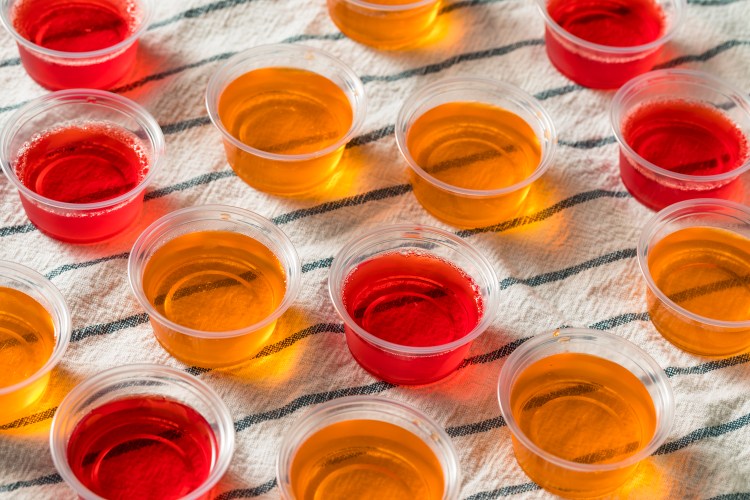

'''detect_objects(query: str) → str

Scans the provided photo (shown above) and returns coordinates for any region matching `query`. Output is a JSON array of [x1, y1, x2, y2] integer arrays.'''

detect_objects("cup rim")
[[49, 363, 235, 500], [205, 43, 367, 162], [395, 77, 557, 198], [533, 0, 685, 55], [637, 198, 750, 328], [0, 0, 153, 60], [497, 328, 675, 473], [128, 204, 302, 340], [611, 69, 750, 183], [276, 395, 461, 500], [0, 89, 165, 211], [328, 224, 500, 355], [0, 260, 71, 396], [333, 0, 439, 11]]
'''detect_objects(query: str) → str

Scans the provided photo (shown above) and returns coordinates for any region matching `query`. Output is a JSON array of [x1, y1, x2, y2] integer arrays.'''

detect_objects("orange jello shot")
[[206, 44, 366, 196], [128, 205, 301, 368], [396, 78, 557, 228]]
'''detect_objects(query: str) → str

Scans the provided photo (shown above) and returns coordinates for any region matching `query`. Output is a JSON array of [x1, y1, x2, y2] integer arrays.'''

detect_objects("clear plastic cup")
[[277, 396, 461, 499], [50, 364, 235, 500], [395, 78, 557, 229], [329, 225, 499, 385], [612, 70, 750, 211], [0, 261, 71, 425], [498, 328, 675, 498], [0, 89, 165, 244], [534, 0, 684, 89], [128, 205, 302, 368], [327, 0, 442, 49], [638, 199, 750, 356], [0, 0, 153, 90], [205, 44, 366, 196]]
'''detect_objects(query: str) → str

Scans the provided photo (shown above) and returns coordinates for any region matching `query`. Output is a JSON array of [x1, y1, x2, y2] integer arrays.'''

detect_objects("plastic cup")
[[277, 396, 461, 499], [50, 364, 235, 500], [327, 0, 442, 49], [638, 199, 750, 356], [0, 261, 70, 425], [0, 89, 165, 244], [612, 70, 750, 211], [498, 328, 675, 498], [128, 205, 301, 368], [534, 0, 684, 89], [395, 78, 557, 229], [0, 0, 152, 90], [329, 225, 499, 385], [205, 44, 366, 196]]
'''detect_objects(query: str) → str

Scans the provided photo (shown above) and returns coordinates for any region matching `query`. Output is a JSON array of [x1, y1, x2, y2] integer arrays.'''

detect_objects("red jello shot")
[[0, 90, 165, 243], [611, 70, 750, 211], [329, 225, 499, 385], [535, 0, 684, 89], [0, 0, 152, 90]]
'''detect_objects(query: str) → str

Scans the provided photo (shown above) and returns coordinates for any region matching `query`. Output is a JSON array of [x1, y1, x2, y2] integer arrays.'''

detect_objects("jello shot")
[[0, 90, 165, 243], [128, 205, 301, 368], [396, 78, 557, 228], [0, 261, 70, 425], [638, 199, 750, 357], [327, 0, 442, 49], [50, 364, 235, 500], [612, 70, 750, 211], [0, 0, 152, 90], [534, 0, 684, 89], [498, 329, 674, 498], [329, 225, 499, 385], [277, 396, 460, 499], [206, 44, 366, 196]]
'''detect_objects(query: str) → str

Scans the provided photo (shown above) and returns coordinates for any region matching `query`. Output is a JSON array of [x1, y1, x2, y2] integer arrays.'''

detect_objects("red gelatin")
[[620, 99, 750, 210], [544, 0, 666, 89], [342, 252, 483, 385], [67, 396, 217, 500], [10, 0, 143, 89]]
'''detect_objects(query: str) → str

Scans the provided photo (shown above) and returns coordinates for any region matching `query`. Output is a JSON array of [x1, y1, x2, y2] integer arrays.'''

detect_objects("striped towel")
[[1, 0, 749, 498]]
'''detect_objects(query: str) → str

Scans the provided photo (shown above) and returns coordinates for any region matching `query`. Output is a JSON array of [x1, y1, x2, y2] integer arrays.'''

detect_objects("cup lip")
[[276, 395, 461, 500], [128, 204, 302, 340], [497, 328, 675, 473], [395, 77, 557, 198], [0, 260, 71, 396], [611, 69, 750, 183], [328, 224, 500, 355], [49, 363, 235, 500], [333, 0, 439, 12], [205, 43, 367, 163], [0, 88, 165, 211], [534, 0, 685, 55], [637, 198, 750, 329], [0, 0, 153, 60]]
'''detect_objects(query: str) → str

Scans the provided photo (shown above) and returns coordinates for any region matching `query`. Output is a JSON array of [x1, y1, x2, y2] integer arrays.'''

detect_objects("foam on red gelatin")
[[67, 395, 217, 500]]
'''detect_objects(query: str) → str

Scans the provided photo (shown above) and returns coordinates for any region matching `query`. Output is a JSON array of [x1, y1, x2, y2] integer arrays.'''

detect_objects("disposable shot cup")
[[327, 0, 442, 49], [498, 328, 675, 498], [128, 205, 302, 368], [638, 199, 750, 356], [0, 0, 153, 90], [0, 89, 165, 244], [534, 0, 684, 89], [395, 78, 557, 229], [329, 225, 500, 385], [50, 364, 235, 500], [277, 396, 461, 499], [205, 44, 366, 196], [612, 70, 750, 211], [0, 261, 71, 425]]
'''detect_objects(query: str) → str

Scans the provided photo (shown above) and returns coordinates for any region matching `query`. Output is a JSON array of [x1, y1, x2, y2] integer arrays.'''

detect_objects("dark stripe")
[[688, 0, 744, 4], [149, 0, 260, 29], [45, 252, 130, 280], [162, 116, 212, 135], [440, 0, 505, 13], [234, 380, 395, 432], [346, 124, 395, 148], [654, 411, 750, 455], [0, 57, 20, 68], [706, 494, 750, 500], [143, 170, 236, 200], [464, 482, 541, 499], [112, 51, 235, 93], [254, 323, 344, 358], [588, 312, 650, 330], [0, 474, 63, 493], [665, 353, 750, 378], [0, 407, 57, 430], [213, 479, 278, 500], [534, 84, 581, 101], [460, 337, 531, 368], [558, 136, 617, 149], [0, 223, 36, 237], [70, 313, 150, 343], [447, 416, 506, 437], [302, 257, 334, 273], [655, 40, 750, 69], [0, 101, 26, 114]]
